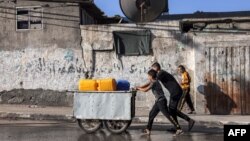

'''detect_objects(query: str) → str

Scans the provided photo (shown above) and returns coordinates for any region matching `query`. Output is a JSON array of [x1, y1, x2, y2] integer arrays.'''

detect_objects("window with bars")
[[16, 7, 43, 30]]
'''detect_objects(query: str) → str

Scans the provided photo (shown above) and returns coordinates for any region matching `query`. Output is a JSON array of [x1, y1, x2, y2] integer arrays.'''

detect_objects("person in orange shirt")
[[178, 65, 196, 114]]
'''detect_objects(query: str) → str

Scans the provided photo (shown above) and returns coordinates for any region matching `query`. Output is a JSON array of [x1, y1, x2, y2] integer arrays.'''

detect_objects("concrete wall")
[[1, 0, 250, 114], [0, 0, 85, 106], [80, 22, 196, 114], [0, 0, 81, 50], [80, 20, 250, 114]]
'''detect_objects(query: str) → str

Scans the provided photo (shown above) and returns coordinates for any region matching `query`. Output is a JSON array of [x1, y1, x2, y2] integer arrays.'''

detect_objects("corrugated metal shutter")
[[204, 46, 250, 115]]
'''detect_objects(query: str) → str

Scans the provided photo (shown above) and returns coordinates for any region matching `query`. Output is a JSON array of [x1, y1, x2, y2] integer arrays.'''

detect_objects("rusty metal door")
[[205, 46, 250, 115]]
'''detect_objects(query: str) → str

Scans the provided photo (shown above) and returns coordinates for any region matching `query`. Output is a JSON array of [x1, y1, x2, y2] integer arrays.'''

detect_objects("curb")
[[132, 117, 224, 127], [0, 112, 74, 121], [1, 112, 249, 127]]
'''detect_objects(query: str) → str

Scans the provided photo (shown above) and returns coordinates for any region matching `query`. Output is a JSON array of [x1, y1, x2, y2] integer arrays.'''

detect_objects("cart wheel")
[[104, 120, 132, 134], [77, 119, 101, 133]]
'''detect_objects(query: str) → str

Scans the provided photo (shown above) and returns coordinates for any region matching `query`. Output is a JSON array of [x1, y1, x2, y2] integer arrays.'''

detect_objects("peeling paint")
[[64, 49, 74, 62]]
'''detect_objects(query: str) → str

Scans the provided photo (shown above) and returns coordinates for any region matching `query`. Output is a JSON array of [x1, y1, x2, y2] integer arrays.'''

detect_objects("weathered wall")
[[80, 20, 250, 114], [0, 0, 85, 106], [0, 0, 81, 51], [1, 0, 249, 114], [80, 22, 196, 114], [0, 47, 85, 91]]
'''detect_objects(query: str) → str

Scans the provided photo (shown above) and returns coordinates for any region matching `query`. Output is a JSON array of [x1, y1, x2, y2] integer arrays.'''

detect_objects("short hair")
[[148, 69, 158, 79], [178, 65, 186, 71], [151, 62, 161, 70]]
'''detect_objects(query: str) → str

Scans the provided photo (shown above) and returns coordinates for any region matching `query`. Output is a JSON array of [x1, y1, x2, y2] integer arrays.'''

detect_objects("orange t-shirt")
[[181, 71, 191, 89]]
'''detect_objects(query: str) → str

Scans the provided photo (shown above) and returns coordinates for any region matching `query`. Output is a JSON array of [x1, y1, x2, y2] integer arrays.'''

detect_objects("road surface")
[[0, 120, 223, 141]]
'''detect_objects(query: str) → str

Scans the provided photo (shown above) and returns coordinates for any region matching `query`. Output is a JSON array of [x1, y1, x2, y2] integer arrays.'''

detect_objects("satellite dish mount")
[[136, 0, 151, 22], [120, 0, 168, 22]]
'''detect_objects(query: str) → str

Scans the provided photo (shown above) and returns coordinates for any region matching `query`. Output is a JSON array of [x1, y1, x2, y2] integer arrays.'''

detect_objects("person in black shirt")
[[137, 69, 183, 136], [137, 63, 195, 133], [152, 62, 195, 132]]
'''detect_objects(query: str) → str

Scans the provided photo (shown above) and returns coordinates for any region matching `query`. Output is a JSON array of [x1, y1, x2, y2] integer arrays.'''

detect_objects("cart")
[[73, 91, 136, 134]]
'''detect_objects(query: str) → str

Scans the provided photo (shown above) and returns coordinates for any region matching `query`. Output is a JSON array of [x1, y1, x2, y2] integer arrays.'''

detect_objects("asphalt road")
[[0, 120, 223, 141]]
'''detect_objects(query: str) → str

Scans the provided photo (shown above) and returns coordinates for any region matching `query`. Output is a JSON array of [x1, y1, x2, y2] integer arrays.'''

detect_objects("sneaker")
[[142, 129, 151, 135], [167, 127, 176, 133], [173, 129, 184, 137], [188, 119, 195, 131], [188, 111, 196, 114]]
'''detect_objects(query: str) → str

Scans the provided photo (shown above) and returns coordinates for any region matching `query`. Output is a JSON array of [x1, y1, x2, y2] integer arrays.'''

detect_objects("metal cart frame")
[[73, 91, 136, 134]]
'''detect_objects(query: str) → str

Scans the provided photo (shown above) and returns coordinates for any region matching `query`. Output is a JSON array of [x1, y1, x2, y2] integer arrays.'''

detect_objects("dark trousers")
[[179, 88, 195, 111], [147, 99, 180, 131], [169, 96, 191, 125]]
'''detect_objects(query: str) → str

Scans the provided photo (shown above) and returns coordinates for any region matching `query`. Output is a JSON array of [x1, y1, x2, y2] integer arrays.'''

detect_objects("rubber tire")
[[77, 119, 101, 134], [104, 120, 132, 134]]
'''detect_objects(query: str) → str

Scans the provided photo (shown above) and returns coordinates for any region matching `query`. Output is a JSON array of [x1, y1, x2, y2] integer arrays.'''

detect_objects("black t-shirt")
[[149, 80, 165, 101], [157, 70, 183, 99]]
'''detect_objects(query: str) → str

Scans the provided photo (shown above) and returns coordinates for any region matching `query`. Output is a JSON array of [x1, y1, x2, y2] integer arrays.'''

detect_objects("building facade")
[[0, 0, 249, 115], [0, 0, 119, 106], [80, 14, 250, 115]]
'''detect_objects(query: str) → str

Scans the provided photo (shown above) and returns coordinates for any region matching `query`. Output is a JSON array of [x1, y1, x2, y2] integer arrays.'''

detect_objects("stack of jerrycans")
[[78, 78, 117, 91]]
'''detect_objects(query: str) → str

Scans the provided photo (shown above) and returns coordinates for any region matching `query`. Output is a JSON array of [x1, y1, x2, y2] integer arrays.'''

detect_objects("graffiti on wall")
[[0, 48, 86, 92]]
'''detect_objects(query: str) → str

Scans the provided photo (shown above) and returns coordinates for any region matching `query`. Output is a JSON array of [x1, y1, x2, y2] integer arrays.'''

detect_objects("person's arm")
[[136, 81, 151, 89], [137, 83, 152, 92]]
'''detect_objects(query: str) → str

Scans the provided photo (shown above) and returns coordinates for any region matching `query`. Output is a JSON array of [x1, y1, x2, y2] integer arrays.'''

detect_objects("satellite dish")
[[120, 0, 168, 22]]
